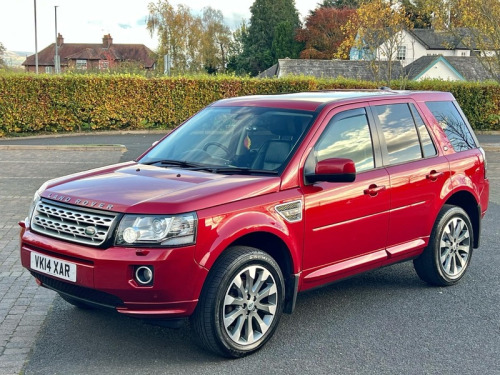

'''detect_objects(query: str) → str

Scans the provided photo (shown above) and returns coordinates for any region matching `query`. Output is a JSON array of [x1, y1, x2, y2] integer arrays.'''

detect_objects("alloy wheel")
[[439, 217, 471, 279], [222, 265, 278, 346]]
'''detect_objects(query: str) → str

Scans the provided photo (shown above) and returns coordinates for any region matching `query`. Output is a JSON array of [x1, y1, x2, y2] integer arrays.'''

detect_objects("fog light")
[[135, 266, 154, 285]]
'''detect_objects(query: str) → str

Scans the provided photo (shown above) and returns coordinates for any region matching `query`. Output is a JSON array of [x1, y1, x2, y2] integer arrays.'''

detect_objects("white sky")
[[0, 0, 316, 53]]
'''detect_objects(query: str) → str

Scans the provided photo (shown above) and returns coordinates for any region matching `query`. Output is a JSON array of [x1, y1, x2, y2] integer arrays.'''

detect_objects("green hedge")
[[0, 74, 498, 137]]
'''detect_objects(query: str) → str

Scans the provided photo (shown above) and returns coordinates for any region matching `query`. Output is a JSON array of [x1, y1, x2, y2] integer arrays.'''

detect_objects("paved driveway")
[[0, 146, 125, 375]]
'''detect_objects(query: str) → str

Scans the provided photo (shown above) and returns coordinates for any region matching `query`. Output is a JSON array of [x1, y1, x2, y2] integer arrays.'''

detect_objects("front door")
[[302, 105, 390, 288]]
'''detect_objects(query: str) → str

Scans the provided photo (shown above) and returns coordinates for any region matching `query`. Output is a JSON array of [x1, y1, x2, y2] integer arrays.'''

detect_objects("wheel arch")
[[231, 232, 295, 282], [230, 232, 300, 314], [205, 231, 299, 314], [445, 190, 481, 248]]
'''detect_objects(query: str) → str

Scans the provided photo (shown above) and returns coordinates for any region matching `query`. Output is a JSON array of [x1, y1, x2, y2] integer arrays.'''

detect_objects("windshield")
[[140, 106, 314, 174]]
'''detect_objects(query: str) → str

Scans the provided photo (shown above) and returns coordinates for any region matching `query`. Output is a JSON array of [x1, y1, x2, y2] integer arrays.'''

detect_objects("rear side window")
[[425, 101, 476, 152], [373, 104, 422, 165]]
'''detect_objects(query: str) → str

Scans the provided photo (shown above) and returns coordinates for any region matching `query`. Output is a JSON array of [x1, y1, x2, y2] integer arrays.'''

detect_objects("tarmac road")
[[0, 132, 165, 162], [0, 131, 497, 160], [0, 132, 499, 375]]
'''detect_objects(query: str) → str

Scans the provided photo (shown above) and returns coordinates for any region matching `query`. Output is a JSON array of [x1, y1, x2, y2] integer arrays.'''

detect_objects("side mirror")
[[152, 141, 159, 147], [306, 158, 356, 183]]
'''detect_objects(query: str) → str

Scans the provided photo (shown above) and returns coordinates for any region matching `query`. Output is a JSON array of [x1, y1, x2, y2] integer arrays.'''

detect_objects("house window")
[[361, 46, 375, 61], [461, 52, 466, 56], [397, 45, 406, 60], [99, 60, 109, 70], [45, 66, 53, 74], [76, 59, 87, 70]]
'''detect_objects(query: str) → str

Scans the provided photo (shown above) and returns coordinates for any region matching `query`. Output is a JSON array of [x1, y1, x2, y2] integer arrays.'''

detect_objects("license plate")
[[30, 252, 77, 282]]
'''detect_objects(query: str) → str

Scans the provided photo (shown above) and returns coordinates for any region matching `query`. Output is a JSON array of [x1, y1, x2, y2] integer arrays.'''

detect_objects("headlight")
[[27, 181, 49, 227], [115, 213, 197, 246], [26, 191, 41, 227]]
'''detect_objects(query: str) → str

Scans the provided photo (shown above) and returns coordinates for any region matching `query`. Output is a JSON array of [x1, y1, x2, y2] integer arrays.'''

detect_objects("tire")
[[59, 294, 95, 310], [191, 246, 285, 358], [414, 205, 473, 286]]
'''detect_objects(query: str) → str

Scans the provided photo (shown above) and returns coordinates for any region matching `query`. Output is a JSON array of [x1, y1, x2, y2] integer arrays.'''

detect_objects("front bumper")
[[20, 226, 208, 319]]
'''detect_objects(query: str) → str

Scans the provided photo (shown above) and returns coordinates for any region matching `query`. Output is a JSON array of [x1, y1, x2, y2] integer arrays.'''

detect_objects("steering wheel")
[[203, 142, 230, 157]]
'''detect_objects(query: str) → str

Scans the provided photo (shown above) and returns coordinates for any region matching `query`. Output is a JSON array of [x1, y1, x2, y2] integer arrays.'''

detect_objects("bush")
[[0, 73, 498, 137]]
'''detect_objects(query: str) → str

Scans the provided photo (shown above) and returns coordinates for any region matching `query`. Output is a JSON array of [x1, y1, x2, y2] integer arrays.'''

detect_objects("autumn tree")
[[237, 0, 303, 76], [339, 0, 412, 83], [296, 7, 356, 59], [457, 0, 500, 81], [147, 1, 199, 73], [201, 7, 232, 74], [147, 1, 231, 74], [415, 0, 500, 82]]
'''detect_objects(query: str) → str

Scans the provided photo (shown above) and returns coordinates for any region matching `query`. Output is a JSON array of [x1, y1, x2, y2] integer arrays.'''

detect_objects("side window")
[[410, 104, 437, 157], [373, 103, 422, 165], [425, 101, 476, 152], [307, 108, 375, 173]]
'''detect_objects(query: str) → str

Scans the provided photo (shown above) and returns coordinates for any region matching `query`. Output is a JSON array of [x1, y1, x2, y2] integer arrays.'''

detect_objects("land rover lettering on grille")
[[46, 193, 114, 210]]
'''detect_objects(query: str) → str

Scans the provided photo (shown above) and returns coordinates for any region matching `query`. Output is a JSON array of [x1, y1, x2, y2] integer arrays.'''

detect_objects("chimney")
[[57, 33, 64, 47], [102, 34, 113, 49]]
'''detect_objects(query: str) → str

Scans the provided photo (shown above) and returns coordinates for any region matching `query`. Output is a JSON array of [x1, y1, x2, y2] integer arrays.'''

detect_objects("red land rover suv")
[[20, 90, 489, 357]]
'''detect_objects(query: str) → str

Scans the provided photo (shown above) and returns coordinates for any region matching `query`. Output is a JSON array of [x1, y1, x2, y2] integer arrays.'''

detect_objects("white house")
[[404, 55, 494, 81], [350, 28, 475, 67]]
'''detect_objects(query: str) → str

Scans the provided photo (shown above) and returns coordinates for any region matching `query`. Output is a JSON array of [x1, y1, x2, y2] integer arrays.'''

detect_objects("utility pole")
[[34, 0, 38, 74], [54, 6, 60, 73]]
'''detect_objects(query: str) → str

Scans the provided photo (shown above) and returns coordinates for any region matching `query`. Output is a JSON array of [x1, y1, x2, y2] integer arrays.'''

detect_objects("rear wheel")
[[414, 205, 473, 286], [191, 246, 285, 358]]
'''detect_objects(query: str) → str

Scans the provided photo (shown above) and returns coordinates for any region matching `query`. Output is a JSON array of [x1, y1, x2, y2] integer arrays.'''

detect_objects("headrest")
[[269, 119, 298, 136]]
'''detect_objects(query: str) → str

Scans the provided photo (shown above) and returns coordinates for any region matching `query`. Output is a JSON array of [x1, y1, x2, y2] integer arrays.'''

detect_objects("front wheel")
[[191, 246, 285, 358], [414, 205, 473, 286]]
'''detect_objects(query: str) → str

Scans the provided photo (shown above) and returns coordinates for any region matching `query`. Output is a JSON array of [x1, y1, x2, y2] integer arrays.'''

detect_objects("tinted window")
[[310, 109, 374, 173], [374, 104, 421, 165], [410, 104, 437, 158], [426, 101, 476, 152]]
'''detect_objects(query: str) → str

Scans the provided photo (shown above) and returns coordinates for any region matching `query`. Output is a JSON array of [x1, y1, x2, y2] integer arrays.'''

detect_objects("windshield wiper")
[[141, 159, 206, 168], [141, 160, 278, 175], [208, 167, 279, 175]]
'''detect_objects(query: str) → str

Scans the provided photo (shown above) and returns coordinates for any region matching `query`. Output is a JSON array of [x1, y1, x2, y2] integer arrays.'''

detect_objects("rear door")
[[370, 101, 450, 262]]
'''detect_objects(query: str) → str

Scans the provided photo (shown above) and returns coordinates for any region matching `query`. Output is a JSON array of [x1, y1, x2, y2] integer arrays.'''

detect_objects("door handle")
[[364, 184, 386, 197], [426, 170, 444, 181]]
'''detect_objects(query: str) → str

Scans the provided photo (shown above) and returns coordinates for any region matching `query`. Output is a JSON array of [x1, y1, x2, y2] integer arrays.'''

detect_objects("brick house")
[[22, 34, 156, 73]]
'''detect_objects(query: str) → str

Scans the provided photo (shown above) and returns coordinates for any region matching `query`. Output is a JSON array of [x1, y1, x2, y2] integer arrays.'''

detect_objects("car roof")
[[211, 90, 454, 112]]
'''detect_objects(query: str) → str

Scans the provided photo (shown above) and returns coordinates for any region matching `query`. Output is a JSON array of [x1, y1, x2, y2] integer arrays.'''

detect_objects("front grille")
[[31, 199, 118, 246], [32, 271, 124, 309]]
